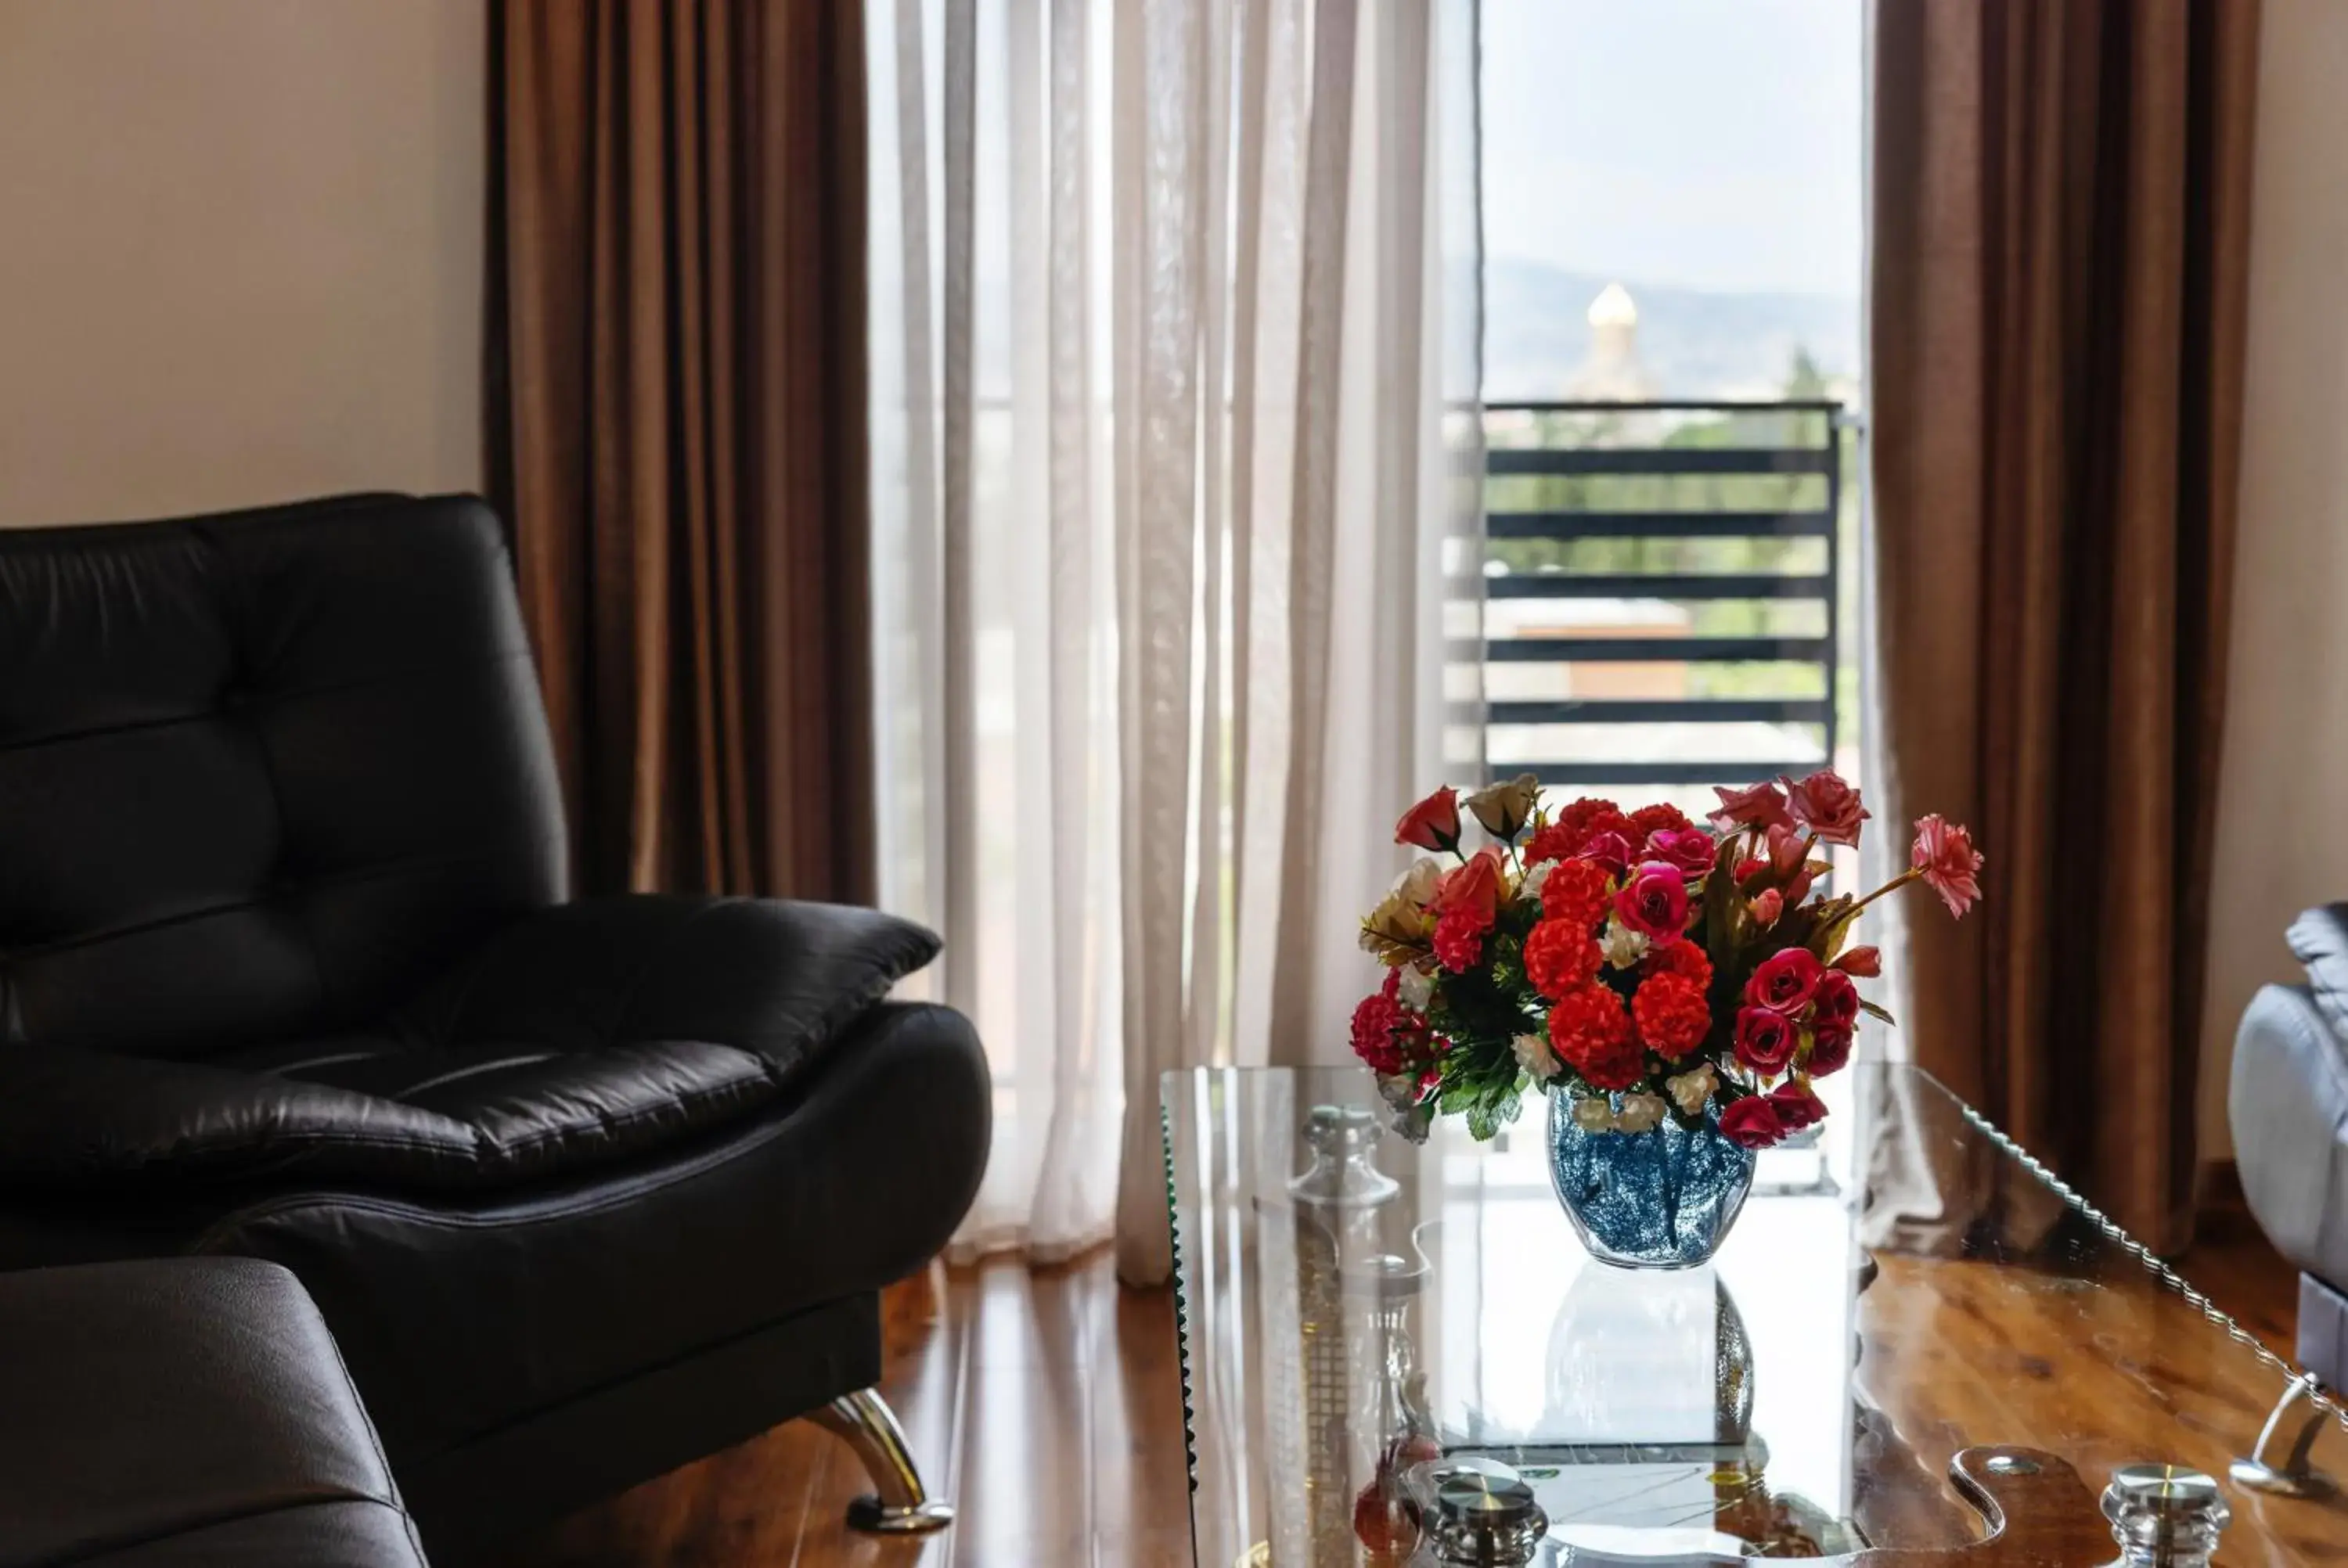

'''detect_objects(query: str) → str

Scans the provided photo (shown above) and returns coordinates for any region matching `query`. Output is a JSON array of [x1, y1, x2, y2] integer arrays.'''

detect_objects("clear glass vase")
[[1545, 1091, 1757, 1269]]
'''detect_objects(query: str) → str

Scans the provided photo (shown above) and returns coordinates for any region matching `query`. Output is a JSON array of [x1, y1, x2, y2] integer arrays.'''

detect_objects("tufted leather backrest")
[[0, 494, 567, 1059]]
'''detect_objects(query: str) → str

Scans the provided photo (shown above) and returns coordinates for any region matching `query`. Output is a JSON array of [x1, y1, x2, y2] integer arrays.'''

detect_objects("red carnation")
[[1549, 985, 1643, 1091], [1349, 972, 1410, 1075], [1524, 918, 1602, 998], [1527, 797, 1634, 865], [1631, 972, 1712, 1059], [1631, 803, 1697, 839], [1432, 910, 1487, 973], [1719, 1095, 1784, 1149], [1643, 937, 1714, 991], [1540, 857, 1612, 931]]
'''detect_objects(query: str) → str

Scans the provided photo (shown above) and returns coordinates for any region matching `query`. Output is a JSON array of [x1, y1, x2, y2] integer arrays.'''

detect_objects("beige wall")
[[0, 0, 485, 527], [2199, 0, 2348, 1160]]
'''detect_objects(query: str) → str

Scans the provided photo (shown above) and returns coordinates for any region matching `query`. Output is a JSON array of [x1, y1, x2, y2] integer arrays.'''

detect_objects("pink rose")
[[1761, 823, 1821, 903], [1613, 860, 1691, 940], [1833, 945, 1882, 978], [1578, 829, 1637, 875], [1395, 786, 1462, 852], [1709, 779, 1792, 833], [1718, 1095, 1784, 1149], [1766, 1081, 1827, 1132], [1644, 827, 1718, 879], [1749, 888, 1784, 928], [1911, 814, 1984, 919], [1734, 1005, 1798, 1074], [1781, 768, 1870, 847], [1744, 947, 1824, 1014], [1808, 1024, 1853, 1077], [1810, 969, 1860, 1034]]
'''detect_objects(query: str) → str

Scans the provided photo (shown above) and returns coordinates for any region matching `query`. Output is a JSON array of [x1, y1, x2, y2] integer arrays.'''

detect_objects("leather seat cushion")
[[0, 1257, 424, 1568], [193, 1001, 990, 1463], [0, 896, 939, 1191]]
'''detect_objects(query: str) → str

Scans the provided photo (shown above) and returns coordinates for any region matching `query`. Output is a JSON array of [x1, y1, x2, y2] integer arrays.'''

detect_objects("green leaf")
[[1859, 998, 1897, 1026]]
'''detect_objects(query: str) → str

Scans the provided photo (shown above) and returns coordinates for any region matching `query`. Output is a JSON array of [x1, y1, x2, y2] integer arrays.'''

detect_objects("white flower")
[[1399, 964, 1436, 1012], [1572, 1097, 1619, 1134], [1512, 1031, 1560, 1081], [1601, 917, 1650, 969], [1665, 1063, 1719, 1118], [1615, 1093, 1666, 1134], [1519, 860, 1554, 904], [1394, 857, 1443, 906]]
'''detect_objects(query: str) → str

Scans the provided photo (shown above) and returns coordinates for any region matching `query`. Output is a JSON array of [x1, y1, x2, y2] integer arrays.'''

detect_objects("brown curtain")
[[1869, 0, 2259, 1253], [487, 0, 873, 901]]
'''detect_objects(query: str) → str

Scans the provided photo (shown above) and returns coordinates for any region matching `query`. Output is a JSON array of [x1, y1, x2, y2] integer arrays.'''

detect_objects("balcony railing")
[[1479, 399, 1848, 793]]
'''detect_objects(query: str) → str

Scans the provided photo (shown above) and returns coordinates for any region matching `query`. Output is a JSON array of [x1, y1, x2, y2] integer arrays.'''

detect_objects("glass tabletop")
[[1161, 1063, 2348, 1566]]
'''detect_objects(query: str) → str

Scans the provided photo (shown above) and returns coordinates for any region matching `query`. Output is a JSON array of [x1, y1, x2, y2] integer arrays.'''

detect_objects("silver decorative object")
[[2100, 1465, 2230, 1567], [1414, 1457, 1549, 1566]]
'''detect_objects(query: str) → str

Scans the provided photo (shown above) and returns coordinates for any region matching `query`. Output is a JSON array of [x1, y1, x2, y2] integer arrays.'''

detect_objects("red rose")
[[1781, 768, 1870, 847], [1540, 857, 1612, 931], [1579, 829, 1637, 875], [1709, 779, 1792, 833], [1911, 813, 1984, 919], [1644, 826, 1718, 879], [1719, 1095, 1784, 1149], [1432, 846, 1506, 928], [1395, 786, 1462, 852], [1642, 937, 1714, 991], [1614, 861, 1691, 940], [1808, 1024, 1853, 1077], [1833, 945, 1882, 978], [1523, 918, 1602, 998], [1632, 972, 1712, 1059], [1766, 1080, 1828, 1132], [1734, 1005, 1798, 1074], [1745, 947, 1824, 1013], [1631, 803, 1697, 839], [1810, 969, 1860, 1033], [1349, 973, 1410, 1074], [1549, 984, 1642, 1090]]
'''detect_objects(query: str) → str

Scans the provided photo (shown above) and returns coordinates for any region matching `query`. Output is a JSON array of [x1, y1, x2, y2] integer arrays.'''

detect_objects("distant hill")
[[1484, 257, 1860, 402]]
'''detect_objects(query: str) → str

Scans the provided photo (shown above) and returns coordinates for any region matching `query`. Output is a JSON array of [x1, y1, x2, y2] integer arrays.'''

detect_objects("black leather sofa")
[[0, 494, 989, 1558], [0, 1257, 431, 1567]]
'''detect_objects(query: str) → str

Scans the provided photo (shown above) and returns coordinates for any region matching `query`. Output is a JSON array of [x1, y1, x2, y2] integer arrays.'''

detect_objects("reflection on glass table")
[[1161, 1063, 2348, 1566]]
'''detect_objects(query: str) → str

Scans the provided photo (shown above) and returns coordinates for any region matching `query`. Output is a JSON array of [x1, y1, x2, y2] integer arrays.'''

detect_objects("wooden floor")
[[500, 1188, 2311, 1568]]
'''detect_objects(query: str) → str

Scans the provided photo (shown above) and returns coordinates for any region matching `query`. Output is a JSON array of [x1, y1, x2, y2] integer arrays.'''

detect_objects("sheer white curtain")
[[870, 0, 1483, 1284]]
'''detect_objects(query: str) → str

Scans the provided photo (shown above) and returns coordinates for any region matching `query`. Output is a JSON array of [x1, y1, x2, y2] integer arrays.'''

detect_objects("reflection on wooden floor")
[[500, 1189, 2329, 1568], [501, 1253, 1193, 1568]]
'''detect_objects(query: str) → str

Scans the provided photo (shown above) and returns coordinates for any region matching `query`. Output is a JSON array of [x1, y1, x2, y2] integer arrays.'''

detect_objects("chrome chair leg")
[[2231, 1374, 2338, 1498], [809, 1388, 956, 1534]]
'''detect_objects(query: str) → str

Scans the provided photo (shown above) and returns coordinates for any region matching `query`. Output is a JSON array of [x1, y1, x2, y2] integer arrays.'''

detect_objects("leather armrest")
[[409, 894, 940, 1071]]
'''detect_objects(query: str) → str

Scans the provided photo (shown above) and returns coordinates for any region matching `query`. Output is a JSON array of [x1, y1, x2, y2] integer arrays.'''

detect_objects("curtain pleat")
[[1867, 0, 2259, 1253], [490, 0, 873, 903]]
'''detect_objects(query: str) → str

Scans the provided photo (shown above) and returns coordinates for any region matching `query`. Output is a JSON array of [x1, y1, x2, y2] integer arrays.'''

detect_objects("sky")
[[1480, 0, 1864, 300]]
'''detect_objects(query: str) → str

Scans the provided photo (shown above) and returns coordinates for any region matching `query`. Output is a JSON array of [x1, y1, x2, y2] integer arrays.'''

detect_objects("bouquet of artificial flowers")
[[1353, 771, 1982, 1145]]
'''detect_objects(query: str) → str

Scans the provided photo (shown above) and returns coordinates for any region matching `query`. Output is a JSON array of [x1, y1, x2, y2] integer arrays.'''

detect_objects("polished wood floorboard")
[[500, 1195, 2314, 1568]]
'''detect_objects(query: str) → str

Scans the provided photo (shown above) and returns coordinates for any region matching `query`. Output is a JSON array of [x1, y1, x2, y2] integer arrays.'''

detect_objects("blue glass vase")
[[1546, 1092, 1757, 1269]]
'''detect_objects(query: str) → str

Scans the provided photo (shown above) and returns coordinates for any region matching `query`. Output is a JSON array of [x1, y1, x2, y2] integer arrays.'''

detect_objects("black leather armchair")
[[0, 494, 989, 1558]]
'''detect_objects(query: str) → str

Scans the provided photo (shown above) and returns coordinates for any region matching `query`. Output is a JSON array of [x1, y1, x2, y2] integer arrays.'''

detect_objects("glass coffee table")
[[1162, 1063, 2348, 1565]]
